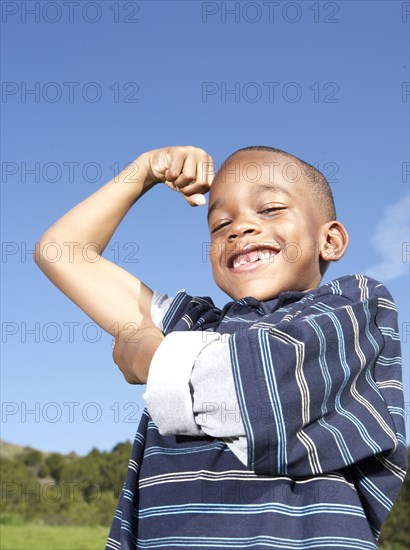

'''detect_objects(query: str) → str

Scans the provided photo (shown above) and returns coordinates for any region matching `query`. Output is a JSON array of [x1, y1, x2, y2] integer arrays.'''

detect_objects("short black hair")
[[223, 145, 336, 221]]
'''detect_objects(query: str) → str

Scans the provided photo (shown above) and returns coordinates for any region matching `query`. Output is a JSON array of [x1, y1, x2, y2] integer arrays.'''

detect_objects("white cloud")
[[364, 193, 410, 282]]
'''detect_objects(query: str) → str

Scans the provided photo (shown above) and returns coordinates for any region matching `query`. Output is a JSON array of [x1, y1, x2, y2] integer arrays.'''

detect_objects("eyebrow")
[[255, 183, 292, 196], [207, 183, 291, 221]]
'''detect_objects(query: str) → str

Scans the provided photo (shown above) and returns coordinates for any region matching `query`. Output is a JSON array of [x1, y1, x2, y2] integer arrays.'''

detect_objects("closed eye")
[[211, 220, 231, 233], [259, 207, 285, 215]]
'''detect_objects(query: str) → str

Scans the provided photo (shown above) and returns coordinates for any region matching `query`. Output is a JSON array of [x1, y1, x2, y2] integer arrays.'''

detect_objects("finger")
[[164, 149, 185, 182], [172, 155, 198, 188], [154, 149, 173, 180], [185, 193, 207, 207], [181, 180, 209, 206], [179, 153, 213, 191], [163, 179, 181, 192], [178, 179, 210, 197]]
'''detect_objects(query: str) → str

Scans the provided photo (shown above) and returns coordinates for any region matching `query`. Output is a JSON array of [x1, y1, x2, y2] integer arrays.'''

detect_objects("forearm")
[[36, 152, 154, 255]]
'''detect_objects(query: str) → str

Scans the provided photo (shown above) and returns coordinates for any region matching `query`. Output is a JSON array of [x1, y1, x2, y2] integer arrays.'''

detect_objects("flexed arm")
[[34, 146, 214, 338]]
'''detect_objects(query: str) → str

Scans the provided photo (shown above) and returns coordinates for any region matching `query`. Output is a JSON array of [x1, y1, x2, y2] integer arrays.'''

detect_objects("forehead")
[[209, 150, 306, 202]]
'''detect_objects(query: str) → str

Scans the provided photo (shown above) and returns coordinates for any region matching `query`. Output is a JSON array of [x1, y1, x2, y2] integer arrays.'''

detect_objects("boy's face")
[[207, 151, 330, 301]]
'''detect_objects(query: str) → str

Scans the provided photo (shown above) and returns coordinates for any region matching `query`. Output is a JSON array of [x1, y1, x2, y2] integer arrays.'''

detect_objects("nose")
[[228, 215, 262, 241]]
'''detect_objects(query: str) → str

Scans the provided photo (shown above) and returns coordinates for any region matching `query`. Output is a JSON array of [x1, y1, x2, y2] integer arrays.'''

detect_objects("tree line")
[[1, 441, 131, 527]]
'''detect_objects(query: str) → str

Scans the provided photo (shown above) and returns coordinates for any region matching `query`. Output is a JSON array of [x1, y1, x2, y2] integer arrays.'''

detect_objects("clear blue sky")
[[1, 0, 409, 455]]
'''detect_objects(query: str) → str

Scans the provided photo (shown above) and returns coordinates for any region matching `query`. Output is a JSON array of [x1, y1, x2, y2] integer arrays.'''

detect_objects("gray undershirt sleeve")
[[142, 291, 248, 466]]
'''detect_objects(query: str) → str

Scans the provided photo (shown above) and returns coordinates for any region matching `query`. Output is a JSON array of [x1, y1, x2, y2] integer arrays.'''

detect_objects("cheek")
[[209, 238, 232, 267], [281, 243, 306, 263], [208, 241, 220, 269]]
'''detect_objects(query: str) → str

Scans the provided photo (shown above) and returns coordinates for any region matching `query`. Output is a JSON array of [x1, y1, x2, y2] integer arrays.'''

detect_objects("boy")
[[35, 146, 407, 549]]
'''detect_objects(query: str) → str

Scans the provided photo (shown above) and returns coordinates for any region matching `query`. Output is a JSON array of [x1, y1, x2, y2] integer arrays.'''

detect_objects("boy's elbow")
[[33, 237, 51, 271], [33, 231, 63, 271], [33, 239, 44, 268]]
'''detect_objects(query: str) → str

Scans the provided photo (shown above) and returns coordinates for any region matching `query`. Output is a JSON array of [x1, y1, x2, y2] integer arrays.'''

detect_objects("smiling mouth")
[[228, 247, 277, 271]]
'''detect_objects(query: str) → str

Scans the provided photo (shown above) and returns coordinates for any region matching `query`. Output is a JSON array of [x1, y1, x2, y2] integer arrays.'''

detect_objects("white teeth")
[[232, 249, 276, 268]]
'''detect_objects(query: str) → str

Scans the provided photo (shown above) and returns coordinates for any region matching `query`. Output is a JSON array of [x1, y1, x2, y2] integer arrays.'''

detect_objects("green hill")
[[0, 440, 33, 460], [0, 439, 132, 527]]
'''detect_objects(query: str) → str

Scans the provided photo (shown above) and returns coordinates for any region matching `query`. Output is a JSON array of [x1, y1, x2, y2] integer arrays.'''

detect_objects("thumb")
[[186, 193, 206, 207]]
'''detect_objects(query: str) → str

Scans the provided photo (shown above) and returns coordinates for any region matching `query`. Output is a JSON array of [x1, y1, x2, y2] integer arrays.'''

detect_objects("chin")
[[229, 287, 278, 302]]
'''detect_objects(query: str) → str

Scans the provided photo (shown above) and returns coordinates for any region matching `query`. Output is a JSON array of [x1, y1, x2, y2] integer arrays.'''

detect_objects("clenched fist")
[[141, 146, 214, 206]]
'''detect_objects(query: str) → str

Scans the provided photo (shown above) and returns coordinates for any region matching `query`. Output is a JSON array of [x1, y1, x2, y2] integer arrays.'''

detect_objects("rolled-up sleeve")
[[143, 331, 222, 436]]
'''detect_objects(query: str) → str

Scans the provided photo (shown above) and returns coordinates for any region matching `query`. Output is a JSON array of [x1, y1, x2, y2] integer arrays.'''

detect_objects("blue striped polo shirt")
[[105, 274, 407, 550]]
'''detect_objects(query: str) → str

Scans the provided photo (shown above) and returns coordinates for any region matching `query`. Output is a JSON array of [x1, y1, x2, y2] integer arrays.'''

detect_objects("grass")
[[0, 524, 408, 550], [0, 524, 109, 549]]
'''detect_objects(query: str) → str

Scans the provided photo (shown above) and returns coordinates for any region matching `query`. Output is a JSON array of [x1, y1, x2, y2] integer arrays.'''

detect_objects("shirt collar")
[[220, 289, 311, 318]]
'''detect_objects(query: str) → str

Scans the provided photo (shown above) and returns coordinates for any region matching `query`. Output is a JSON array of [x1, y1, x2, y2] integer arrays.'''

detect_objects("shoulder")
[[279, 275, 399, 343], [288, 275, 399, 329], [308, 274, 396, 307]]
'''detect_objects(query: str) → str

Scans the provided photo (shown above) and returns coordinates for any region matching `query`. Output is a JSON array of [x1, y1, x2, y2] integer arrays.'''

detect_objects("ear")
[[319, 221, 349, 262]]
